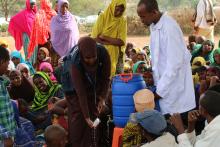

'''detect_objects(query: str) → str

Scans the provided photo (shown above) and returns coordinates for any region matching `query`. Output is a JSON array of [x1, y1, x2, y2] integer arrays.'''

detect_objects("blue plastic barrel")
[[112, 74, 146, 127]]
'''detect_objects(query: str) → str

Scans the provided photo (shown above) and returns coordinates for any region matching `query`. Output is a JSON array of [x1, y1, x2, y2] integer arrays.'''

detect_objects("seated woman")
[[39, 62, 57, 82], [11, 51, 35, 74], [133, 62, 160, 111], [17, 63, 33, 82], [199, 67, 220, 96], [34, 47, 51, 70], [27, 72, 64, 130], [210, 48, 220, 69], [191, 40, 215, 64], [31, 72, 64, 111], [133, 61, 148, 74], [8, 70, 35, 103]]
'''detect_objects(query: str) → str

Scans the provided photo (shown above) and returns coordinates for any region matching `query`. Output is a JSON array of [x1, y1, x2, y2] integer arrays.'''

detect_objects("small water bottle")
[[93, 118, 101, 127]]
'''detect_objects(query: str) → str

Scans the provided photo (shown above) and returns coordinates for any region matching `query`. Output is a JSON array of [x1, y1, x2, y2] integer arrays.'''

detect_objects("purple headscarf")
[[50, 0, 79, 57]]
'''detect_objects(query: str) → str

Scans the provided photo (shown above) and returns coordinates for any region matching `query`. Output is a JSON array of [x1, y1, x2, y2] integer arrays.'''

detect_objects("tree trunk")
[[5, 11, 8, 21]]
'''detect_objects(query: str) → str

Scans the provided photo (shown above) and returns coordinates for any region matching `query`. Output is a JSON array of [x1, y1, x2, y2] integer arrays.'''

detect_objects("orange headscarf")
[[28, 0, 56, 58]]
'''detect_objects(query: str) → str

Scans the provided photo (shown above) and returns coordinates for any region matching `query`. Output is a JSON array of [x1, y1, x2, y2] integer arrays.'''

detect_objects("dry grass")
[[1, 35, 219, 55]]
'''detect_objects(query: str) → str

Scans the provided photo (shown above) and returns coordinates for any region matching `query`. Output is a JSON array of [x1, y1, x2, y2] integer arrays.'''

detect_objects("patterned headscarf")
[[31, 72, 61, 111]]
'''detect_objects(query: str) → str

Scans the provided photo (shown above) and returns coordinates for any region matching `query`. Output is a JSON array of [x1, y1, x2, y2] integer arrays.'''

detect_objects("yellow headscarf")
[[192, 56, 206, 70], [0, 39, 8, 48], [91, 0, 126, 38], [91, 0, 127, 77]]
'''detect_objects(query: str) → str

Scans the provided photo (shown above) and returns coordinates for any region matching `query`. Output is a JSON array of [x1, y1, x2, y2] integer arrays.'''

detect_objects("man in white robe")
[[170, 90, 220, 147], [137, 0, 196, 118]]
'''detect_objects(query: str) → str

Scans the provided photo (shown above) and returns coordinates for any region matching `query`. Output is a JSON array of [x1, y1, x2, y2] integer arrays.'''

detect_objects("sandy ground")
[[0, 34, 219, 54]]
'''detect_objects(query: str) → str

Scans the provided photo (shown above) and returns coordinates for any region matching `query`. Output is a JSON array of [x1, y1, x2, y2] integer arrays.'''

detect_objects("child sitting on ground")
[[48, 98, 68, 130], [34, 47, 51, 70], [39, 62, 57, 82], [142, 68, 160, 111], [44, 125, 67, 147]]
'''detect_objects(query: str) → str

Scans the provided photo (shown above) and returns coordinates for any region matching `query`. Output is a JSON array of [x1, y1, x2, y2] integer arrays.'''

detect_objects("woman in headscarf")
[[27, 0, 56, 60], [31, 72, 64, 112], [91, 0, 127, 76], [50, 0, 79, 57], [65, 37, 111, 146], [191, 40, 215, 64], [192, 56, 207, 70], [8, 70, 35, 103], [39, 62, 57, 82], [132, 61, 148, 74], [210, 48, 220, 69], [34, 47, 51, 70], [11, 51, 35, 75], [28, 0, 56, 60], [11, 51, 26, 67], [21, 72, 64, 130], [17, 63, 32, 82], [8, 0, 37, 64]]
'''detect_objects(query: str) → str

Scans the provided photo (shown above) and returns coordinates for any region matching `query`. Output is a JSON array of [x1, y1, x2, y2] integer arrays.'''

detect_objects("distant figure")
[[50, 0, 79, 57], [193, 0, 217, 42], [8, 0, 37, 64], [27, 0, 56, 59], [91, 0, 127, 76]]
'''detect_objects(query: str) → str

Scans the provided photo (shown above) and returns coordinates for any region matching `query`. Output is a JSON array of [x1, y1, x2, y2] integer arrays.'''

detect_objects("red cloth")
[[8, 0, 37, 50], [27, 0, 56, 58]]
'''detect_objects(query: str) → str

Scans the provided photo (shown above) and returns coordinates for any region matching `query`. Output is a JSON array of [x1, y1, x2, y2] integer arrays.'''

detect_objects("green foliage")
[[69, 0, 105, 16], [0, 24, 8, 32]]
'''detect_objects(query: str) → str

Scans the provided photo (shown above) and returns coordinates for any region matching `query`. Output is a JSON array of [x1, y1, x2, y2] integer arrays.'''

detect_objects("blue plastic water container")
[[112, 74, 146, 127]]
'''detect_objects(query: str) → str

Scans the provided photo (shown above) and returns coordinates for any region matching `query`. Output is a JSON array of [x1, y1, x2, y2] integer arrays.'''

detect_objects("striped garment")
[[0, 76, 17, 140]]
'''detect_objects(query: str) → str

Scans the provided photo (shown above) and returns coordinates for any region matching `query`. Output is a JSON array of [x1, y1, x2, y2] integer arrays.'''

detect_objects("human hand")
[[187, 110, 200, 133], [170, 113, 185, 134], [154, 93, 161, 100], [97, 98, 106, 114], [64, 108, 68, 115], [85, 118, 94, 128], [210, 76, 220, 88], [48, 97, 59, 104], [4, 137, 13, 147], [98, 35, 106, 40]]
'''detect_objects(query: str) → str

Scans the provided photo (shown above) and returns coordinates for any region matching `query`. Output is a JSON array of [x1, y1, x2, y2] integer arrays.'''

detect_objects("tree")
[[0, 0, 25, 21]]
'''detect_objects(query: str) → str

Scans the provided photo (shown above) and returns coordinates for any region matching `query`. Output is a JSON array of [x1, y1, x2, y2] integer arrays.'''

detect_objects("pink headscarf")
[[27, 0, 56, 58], [50, 0, 79, 57], [8, 0, 37, 51], [39, 62, 57, 82]]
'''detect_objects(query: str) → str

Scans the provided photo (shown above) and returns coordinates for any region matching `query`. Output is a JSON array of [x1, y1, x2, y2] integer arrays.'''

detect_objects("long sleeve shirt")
[[177, 115, 220, 147], [149, 13, 196, 114], [0, 76, 16, 140]]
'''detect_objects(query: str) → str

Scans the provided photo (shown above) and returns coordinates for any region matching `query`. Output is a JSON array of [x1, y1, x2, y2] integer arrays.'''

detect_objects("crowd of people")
[[0, 0, 220, 146]]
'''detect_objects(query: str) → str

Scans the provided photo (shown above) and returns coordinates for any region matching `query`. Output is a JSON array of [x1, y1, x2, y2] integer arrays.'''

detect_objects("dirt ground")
[[0, 35, 219, 54]]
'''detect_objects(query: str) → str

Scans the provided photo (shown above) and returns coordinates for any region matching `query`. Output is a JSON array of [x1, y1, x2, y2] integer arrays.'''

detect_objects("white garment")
[[195, 0, 214, 29], [141, 133, 177, 147], [149, 13, 196, 114], [177, 115, 220, 147]]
